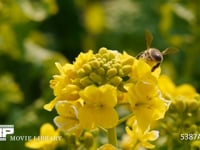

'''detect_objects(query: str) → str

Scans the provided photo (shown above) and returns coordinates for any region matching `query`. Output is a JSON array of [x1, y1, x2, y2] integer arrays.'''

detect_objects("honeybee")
[[136, 30, 179, 72]]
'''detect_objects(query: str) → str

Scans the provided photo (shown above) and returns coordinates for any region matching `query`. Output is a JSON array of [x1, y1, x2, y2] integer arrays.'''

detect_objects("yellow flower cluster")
[[44, 47, 170, 149]]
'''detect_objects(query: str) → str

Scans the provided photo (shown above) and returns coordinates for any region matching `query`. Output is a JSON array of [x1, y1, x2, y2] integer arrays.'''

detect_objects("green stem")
[[118, 112, 134, 125], [107, 127, 117, 147]]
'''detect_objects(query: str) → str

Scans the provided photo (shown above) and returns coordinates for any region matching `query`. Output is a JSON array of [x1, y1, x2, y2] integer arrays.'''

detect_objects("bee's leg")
[[151, 63, 160, 72]]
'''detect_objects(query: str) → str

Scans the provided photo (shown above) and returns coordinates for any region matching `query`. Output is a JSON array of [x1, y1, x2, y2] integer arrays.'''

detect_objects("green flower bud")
[[103, 53, 110, 61], [109, 76, 122, 86], [189, 124, 197, 133], [122, 65, 132, 75], [89, 72, 103, 85], [118, 69, 124, 76], [83, 132, 94, 148], [175, 99, 186, 112], [80, 76, 93, 87], [101, 58, 107, 63], [77, 68, 87, 77], [96, 67, 105, 75], [188, 100, 199, 112], [102, 63, 110, 70], [67, 134, 76, 146], [108, 52, 116, 60], [90, 60, 101, 69], [99, 47, 107, 55], [83, 64, 92, 73], [107, 68, 117, 78], [112, 63, 121, 69]]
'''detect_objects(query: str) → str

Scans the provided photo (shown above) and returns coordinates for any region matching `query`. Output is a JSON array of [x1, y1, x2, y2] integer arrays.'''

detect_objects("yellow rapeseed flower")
[[54, 101, 82, 136], [122, 117, 159, 150], [44, 47, 134, 111], [158, 75, 198, 100], [78, 84, 118, 129], [126, 76, 170, 131], [25, 123, 60, 150], [45, 47, 173, 149], [44, 63, 80, 111]]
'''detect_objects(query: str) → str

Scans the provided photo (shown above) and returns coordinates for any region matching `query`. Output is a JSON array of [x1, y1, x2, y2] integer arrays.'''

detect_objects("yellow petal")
[[176, 84, 197, 99], [25, 140, 44, 149], [54, 116, 79, 131], [134, 107, 154, 131], [94, 107, 118, 128], [158, 75, 176, 98], [79, 85, 101, 104], [43, 98, 58, 111], [79, 106, 118, 129], [135, 78, 158, 101], [25, 123, 59, 150], [55, 101, 77, 118], [40, 123, 58, 136], [131, 59, 151, 80], [150, 97, 170, 120], [97, 144, 117, 150], [80, 84, 117, 107], [144, 130, 159, 141], [55, 62, 64, 75], [99, 84, 117, 107]]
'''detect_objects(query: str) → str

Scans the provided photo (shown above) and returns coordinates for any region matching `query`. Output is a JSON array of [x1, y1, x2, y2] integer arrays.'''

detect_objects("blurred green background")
[[0, 0, 200, 149]]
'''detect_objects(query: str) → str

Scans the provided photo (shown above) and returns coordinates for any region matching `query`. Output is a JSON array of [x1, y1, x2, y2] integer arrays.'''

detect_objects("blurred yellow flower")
[[78, 84, 118, 129], [158, 75, 198, 100], [176, 84, 197, 100], [84, 3, 105, 34], [54, 101, 82, 136], [25, 123, 60, 150], [122, 117, 159, 150], [97, 144, 117, 150]]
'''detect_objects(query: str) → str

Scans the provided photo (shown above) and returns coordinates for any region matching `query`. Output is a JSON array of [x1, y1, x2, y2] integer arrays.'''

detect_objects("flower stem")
[[107, 127, 117, 147], [118, 112, 134, 125]]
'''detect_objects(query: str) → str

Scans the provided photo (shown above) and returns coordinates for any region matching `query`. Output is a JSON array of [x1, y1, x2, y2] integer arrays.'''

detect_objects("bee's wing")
[[145, 30, 153, 49], [162, 47, 179, 55]]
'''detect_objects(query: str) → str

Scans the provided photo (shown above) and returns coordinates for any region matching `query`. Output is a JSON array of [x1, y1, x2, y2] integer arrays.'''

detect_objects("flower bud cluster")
[[74, 47, 133, 89]]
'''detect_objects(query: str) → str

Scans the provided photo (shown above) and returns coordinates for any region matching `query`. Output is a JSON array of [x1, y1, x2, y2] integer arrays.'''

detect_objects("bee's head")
[[149, 48, 163, 62]]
